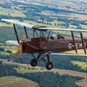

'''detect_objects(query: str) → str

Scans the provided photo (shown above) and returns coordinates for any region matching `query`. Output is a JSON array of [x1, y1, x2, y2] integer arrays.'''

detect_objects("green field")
[[0, 46, 17, 56], [76, 78, 87, 87], [0, 6, 26, 17], [0, 76, 38, 87], [71, 61, 87, 70]]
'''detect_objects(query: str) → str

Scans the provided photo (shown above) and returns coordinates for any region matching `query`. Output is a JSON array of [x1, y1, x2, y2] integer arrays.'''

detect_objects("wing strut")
[[24, 26, 28, 38], [13, 24, 19, 43], [71, 32, 77, 53], [80, 32, 86, 54]]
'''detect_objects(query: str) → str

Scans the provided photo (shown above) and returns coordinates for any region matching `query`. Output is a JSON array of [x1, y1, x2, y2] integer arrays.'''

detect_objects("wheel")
[[46, 62, 53, 70], [30, 59, 37, 67]]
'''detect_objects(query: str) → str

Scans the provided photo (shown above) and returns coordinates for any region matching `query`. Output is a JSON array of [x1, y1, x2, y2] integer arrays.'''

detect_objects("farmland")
[[3, 61, 87, 87], [71, 60, 87, 70], [0, 6, 26, 17], [76, 78, 87, 87], [0, 76, 38, 87], [3, 61, 87, 77]]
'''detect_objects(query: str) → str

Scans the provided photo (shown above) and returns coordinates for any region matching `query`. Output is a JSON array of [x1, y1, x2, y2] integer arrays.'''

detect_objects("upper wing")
[[39, 27, 87, 32], [1, 18, 87, 32], [1, 19, 19, 24], [1, 19, 33, 28]]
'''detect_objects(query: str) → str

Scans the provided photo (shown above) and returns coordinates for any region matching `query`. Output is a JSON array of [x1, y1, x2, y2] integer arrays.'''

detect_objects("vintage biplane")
[[1, 18, 87, 70]]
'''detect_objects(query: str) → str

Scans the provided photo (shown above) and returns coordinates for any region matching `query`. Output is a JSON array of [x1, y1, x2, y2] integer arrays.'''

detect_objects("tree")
[[0, 48, 4, 51], [6, 50, 12, 54], [0, 61, 2, 64]]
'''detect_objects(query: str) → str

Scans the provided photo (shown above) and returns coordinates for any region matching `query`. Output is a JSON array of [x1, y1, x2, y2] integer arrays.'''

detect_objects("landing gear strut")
[[30, 53, 53, 70]]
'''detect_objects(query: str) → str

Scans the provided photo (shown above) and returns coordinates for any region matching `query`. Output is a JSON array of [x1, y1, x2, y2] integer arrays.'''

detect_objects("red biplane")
[[1, 19, 87, 70]]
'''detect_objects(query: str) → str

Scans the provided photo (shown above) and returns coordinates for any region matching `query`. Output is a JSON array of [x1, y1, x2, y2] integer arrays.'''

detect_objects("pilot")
[[57, 35, 64, 39], [57, 35, 61, 39]]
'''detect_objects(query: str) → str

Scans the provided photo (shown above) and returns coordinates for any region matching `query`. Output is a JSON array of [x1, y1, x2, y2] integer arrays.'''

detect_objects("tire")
[[30, 59, 37, 67], [46, 62, 53, 70]]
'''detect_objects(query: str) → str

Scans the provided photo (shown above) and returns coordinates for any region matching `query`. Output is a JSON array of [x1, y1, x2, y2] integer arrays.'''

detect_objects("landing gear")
[[30, 59, 37, 67], [46, 62, 53, 70], [30, 53, 53, 70]]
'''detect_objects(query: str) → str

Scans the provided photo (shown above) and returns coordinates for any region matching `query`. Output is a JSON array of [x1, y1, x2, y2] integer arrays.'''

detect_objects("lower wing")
[[6, 40, 18, 46]]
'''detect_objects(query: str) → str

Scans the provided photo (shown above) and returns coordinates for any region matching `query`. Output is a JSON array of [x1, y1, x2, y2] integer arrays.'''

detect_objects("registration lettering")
[[68, 43, 86, 49]]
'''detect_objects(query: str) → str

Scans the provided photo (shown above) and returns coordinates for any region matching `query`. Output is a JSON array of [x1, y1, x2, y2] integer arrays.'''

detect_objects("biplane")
[[1, 18, 87, 70]]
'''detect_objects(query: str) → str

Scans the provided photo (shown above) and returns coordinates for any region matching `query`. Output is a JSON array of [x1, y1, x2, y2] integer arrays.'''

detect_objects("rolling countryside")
[[0, 0, 87, 87]]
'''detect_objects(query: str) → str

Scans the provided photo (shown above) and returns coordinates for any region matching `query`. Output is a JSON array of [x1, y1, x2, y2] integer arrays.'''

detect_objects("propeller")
[[16, 40, 24, 57]]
